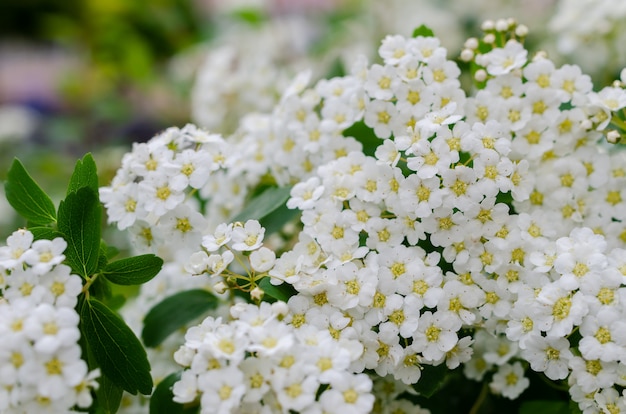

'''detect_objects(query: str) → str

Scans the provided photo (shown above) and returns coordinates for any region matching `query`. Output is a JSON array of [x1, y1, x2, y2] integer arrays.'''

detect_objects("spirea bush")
[[3, 19, 626, 414]]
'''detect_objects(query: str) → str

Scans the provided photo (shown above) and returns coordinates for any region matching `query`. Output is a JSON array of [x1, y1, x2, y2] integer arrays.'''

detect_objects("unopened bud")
[[482, 20, 495, 31], [515, 24, 529, 37], [475, 69, 488, 83], [607, 130, 621, 144], [464, 37, 479, 50], [214, 281, 228, 294], [620, 67, 626, 85], [483, 33, 496, 44], [250, 286, 264, 301], [460, 49, 474, 62], [495, 19, 509, 32]]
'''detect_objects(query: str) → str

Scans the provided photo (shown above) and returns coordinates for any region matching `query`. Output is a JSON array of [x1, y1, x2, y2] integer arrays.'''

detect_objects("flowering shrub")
[[3, 17, 626, 414]]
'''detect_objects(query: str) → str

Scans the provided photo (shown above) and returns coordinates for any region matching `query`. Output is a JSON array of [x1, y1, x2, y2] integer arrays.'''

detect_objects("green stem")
[[81, 273, 99, 294], [469, 381, 489, 414]]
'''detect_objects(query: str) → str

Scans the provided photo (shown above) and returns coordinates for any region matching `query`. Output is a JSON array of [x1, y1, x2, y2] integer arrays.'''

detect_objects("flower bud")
[[475, 69, 488, 82], [250, 286, 264, 301], [607, 130, 621, 144]]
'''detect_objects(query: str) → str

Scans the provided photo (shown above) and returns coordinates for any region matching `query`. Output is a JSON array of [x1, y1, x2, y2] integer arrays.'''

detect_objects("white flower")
[[172, 369, 198, 403], [197, 366, 246, 414], [319, 373, 374, 414], [445, 335, 474, 369], [287, 177, 324, 210], [489, 362, 529, 399], [25, 344, 88, 398], [23, 304, 80, 354], [590, 86, 626, 111], [568, 356, 618, 393], [40, 265, 82, 308], [239, 358, 272, 404], [247, 321, 294, 357], [204, 324, 248, 363], [578, 308, 626, 362], [206, 251, 234, 277], [482, 40, 528, 76], [364, 64, 399, 100], [536, 284, 589, 338], [202, 223, 233, 252], [138, 174, 186, 217], [249, 247, 276, 273], [22, 238, 66, 275], [411, 311, 461, 362], [271, 369, 319, 413], [520, 334, 573, 380], [158, 204, 207, 249], [169, 148, 214, 190], [0, 229, 33, 269], [230, 220, 265, 252]]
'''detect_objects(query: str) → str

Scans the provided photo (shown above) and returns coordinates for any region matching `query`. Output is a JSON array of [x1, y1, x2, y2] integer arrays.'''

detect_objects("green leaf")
[[89, 273, 112, 300], [411, 363, 449, 398], [95, 373, 124, 414], [259, 203, 301, 236], [29, 226, 64, 241], [67, 153, 99, 195], [231, 186, 292, 223], [520, 400, 570, 414], [342, 121, 379, 157], [150, 372, 185, 414], [4, 158, 57, 225], [103, 254, 164, 285], [57, 187, 102, 277], [412, 24, 435, 38], [142, 289, 218, 348], [258, 277, 297, 303], [81, 298, 153, 395]]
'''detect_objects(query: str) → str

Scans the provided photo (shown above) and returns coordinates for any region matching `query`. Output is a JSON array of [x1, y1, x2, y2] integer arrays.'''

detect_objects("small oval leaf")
[[103, 254, 164, 285], [4, 158, 57, 225], [57, 187, 102, 277], [412, 24, 435, 38], [258, 277, 297, 303], [81, 298, 153, 395], [67, 153, 99, 195]]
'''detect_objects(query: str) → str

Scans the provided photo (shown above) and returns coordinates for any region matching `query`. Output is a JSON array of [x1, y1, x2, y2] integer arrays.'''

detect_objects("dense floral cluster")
[[99, 123, 228, 256], [101, 17, 626, 414], [0, 230, 99, 413], [173, 301, 375, 414], [265, 22, 626, 411]]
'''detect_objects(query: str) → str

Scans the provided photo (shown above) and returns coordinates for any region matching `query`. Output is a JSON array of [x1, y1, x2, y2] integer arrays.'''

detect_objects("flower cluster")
[[102, 17, 626, 414], [187, 219, 274, 296], [259, 22, 626, 411], [173, 301, 375, 414], [100, 123, 228, 256], [0, 229, 98, 413]]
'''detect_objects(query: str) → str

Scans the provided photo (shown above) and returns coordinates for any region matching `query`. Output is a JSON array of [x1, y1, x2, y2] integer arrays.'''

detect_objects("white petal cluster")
[[260, 27, 626, 410], [0, 230, 98, 413], [100, 124, 225, 258], [173, 302, 375, 414], [102, 17, 626, 412]]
